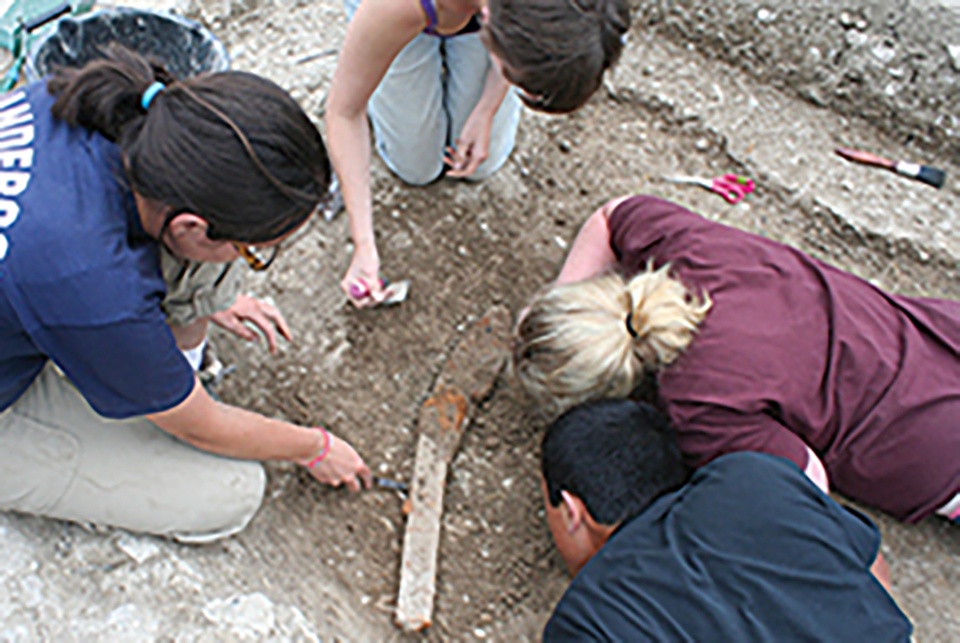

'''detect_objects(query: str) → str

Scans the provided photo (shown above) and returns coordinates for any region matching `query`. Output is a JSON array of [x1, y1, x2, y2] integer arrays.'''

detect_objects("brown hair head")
[[47, 44, 330, 244], [483, 0, 630, 114]]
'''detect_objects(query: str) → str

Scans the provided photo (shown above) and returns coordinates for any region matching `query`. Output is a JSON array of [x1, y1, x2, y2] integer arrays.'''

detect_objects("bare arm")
[[555, 197, 631, 286], [148, 378, 372, 491], [871, 551, 892, 592], [803, 445, 830, 494], [325, 0, 425, 306], [445, 58, 513, 178]]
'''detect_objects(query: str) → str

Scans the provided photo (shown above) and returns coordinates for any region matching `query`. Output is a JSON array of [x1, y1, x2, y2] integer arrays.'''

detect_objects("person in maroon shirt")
[[514, 195, 959, 524]]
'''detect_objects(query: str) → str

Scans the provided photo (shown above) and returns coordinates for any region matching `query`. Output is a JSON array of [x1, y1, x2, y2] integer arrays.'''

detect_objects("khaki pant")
[[0, 255, 265, 542]]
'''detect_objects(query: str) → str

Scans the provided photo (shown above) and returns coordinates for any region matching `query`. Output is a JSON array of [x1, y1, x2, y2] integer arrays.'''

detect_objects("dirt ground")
[[0, 0, 958, 640]]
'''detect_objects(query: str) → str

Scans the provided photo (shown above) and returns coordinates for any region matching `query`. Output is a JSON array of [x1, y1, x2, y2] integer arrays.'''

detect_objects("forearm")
[[555, 202, 620, 285], [148, 379, 322, 463], [169, 318, 208, 350], [803, 445, 830, 494], [871, 551, 892, 592], [326, 110, 377, 255], [473, 62, 511, 121]]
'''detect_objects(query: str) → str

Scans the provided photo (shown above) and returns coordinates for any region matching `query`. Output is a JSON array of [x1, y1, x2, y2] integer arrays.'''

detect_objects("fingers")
[[358, 463, 373, 489], [341, 278, 370, 308], [210, 296, 293, 353], [213, 314, 259, 342], [308, 439, 371, 493], [341, 251, 382, 307], [262, 303, 293, 343], [443, 145, 464, 172], [248, 314, 280, 354], [342, 277, 387, 308], [344, 473, 361, 493], [445, 143, 486, 178], [457, 151, 485, 178]]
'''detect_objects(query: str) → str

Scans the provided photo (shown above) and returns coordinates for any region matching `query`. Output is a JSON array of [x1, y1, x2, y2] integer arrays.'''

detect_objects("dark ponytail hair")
[[483, 0, 630, 114], [47, 44, 330, 244]]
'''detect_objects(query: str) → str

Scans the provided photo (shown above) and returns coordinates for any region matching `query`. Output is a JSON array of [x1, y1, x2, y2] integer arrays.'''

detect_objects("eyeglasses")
[[233, 242, 278, 271], [232, 215, 318, 272]]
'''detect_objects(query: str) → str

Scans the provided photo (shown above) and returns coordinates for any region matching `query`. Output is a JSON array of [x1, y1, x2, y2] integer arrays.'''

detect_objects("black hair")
[[542, 398, 690, 525], [483, 0, 630, 114], [47, 43, 330, 244]]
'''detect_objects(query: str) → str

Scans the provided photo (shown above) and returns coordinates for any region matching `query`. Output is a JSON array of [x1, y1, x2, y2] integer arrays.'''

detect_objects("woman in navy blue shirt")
[[0, 45, 370, 542]]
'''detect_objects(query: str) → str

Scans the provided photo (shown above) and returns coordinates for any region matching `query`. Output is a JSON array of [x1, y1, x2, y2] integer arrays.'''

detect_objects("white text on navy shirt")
[[0, 91, 34, 261]]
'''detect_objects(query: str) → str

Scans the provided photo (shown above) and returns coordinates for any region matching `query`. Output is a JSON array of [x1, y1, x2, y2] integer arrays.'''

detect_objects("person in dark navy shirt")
[[540, 398, 912, 642], [0, 45, 371, 542]]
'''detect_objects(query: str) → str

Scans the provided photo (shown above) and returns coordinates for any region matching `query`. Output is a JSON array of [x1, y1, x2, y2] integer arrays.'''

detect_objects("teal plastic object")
[[0, 0, 94, 91]]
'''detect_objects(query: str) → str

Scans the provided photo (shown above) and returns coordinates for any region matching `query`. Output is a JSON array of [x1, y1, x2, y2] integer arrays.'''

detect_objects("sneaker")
[[197, 341, 235, 400]]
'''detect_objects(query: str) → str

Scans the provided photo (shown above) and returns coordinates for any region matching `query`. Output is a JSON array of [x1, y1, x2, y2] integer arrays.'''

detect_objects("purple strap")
[[420, 0, 439, 34]]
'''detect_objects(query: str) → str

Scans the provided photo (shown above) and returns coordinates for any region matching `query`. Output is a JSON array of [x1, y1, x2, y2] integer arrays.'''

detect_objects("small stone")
[[554, 235, 568, 249], [642, 65, 655, 76], [838, 11, 855, 28], [694, 138, 710, 151], [115, 534, 160, 565], [844, 31, 868, 47], [756, 8, 775, 22], [871, 42, 896, 64], [947, 44, 960, 71], [558, 140, 572, 153], [474, 628, 487, 638], [484, 436, 500, 449], [202, 593, 276, 636]]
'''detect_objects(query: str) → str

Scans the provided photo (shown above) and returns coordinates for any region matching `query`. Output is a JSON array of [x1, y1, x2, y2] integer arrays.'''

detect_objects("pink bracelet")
[[304, 427, 331, 469]]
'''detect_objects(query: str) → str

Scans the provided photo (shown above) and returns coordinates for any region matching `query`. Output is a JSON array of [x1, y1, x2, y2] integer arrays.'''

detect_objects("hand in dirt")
[[444, 109, 493, 178], [341, 245, 384, 308], [305, 431, 373, 492], [210, 294, 292, 354]]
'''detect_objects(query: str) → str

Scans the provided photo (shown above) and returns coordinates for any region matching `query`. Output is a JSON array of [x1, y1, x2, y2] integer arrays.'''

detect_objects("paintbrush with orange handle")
[[835, 147, 946, 189]]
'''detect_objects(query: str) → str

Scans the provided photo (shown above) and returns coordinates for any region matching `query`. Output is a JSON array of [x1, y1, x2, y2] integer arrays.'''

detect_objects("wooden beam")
[[395, 305, 511, 632]]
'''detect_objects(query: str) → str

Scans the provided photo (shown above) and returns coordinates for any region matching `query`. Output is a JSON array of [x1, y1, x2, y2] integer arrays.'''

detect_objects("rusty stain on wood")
[[422, 387, 468, 434]]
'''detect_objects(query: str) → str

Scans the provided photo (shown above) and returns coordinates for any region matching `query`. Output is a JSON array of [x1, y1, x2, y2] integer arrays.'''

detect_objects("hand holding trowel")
[[348, 277, 410, 306]]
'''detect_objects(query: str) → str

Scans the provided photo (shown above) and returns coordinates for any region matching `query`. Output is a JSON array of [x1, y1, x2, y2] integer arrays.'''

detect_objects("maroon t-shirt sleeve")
[[669, 402, 811, 472], [607, 196, 707, 273]]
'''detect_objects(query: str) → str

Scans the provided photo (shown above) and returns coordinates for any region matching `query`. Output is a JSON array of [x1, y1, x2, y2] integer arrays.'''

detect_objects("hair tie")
[[625, 311, 639, 338], [141, 81, 166, 110]]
